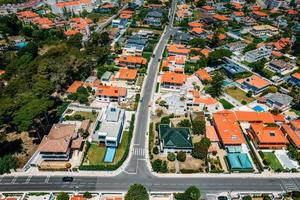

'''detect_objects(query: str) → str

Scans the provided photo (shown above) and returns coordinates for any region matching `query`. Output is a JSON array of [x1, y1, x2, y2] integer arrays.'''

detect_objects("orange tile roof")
[[0, 69, 5, 76], [71, 195, 86, 200], [251, 5, 261, 11], [67, 80, 83, 93], [120, 13, 132, 19], [191, 27, 205, 34], [206, 124, 219, 142], [56, 0, 91, 8], [194, 96, 218, 105], [252, 10, 268, 17], [270, 8, 278, 13], [250, 123, 288, 147], [195, 69, 212, 81], [71, 17, 93, 24], [234, 11, 244, 17], [17, 10, 39, 18], [102, 3, 116, 8], [235, 111, 275, 123], [32, 17, 54, 29], [213, 110, 245, 145], [202, 5, 214, 11], [273, 38, 291, 50], [96, 85, 127, 97], [291, 120, 300, 129], [273, 114, 285, 122], [167, 55, 186, 65], [188, 21, 203, 28], [272, 50, 283, 57], [291, 72, 300, 80], [237, 75, 270, 89], [213, 14, 229, 21], [161, 71, 186, 84], [282, 123, 300, 148], [167, 44, 190, 55], [287, 9, 298, 15], [117, 55, 147, 65], [230, 2, 243, 9], [65, 29, 80, 36], [200, 48, 210, 57], [118, 68, 138, 80]]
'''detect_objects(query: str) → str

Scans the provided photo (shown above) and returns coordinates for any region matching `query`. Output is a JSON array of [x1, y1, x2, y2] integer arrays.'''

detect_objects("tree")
[[56, 192, 69, 200], [83, 192, 92, 198], [208, 49, 232, 64], [192, 120, 205, 135], [206, 72, 224, 97], [188, 38, 206, 48], [151, 159, 168, 173], [125, 184, 149, 200], [167, 152, 176, 161], [174, 186, 201, 200], [161, 116, 170, 124], [0, 155, 17, 175], [177, 151, 186, 162], [177, 119, 191, 128], [246, 91, 252, 97], [152, 146, 159, 155], [191, 138, 211, 159], [242, 196, 252, 200]]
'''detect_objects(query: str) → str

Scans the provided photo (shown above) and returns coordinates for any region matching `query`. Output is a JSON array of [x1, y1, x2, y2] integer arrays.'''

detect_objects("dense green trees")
[[177, 119, 191, 128], [0, 154, 17, 175], [125, 184, 149, 200], [174, 186, 201, 200], [191, 138, 211, 160], [206, 72, 224, 97], [151, 159, 168, 173], [56, 192, 69, 200], [191, 120, 206, 135]]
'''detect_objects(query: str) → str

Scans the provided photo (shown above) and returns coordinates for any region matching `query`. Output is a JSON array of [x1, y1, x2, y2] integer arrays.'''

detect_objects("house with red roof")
[[187, 90, 220, 112], [236, 74, 271, 95], [201, 5, 215, 14], [281, 120, 300, 149], [289, 72, 300, 86], [195, 69, 212, 82], [115, 68, 138, 84], [115, 55, 147, 68], [52, 0, 96, 14], [167, 44, 190, 56], [160, 71, 186, 91], [95, 85, 127, 102]]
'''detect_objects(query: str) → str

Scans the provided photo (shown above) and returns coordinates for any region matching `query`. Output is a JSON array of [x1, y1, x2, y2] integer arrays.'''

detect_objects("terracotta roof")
[[237, 75, 270, 89], [117, 68, 138, 80], [188, 21, 203, 28], [250, 123, 288, 147], [206, 124, 219, 142], [56, 0, 91, 7], [80, 119, 90, 132], [167, 44, 190, 55], [213, 14, 229, 21], [273, 114, 285, 122], [117, 55, 147, 65], [234, 11, 244, 17], [191, 27, 204, 34], [70, 195, 86, 200], [200, 48, 210, 57], [161, 72, 186, 84], [96, 85, 126, 97], [252, 10, 268, 17], [67, 80, 83, 93], [287, 9, 298, 15], [235, 111, 275, 123], [195, 69, 212, 81], [291, 72, 300, 80], [272, 51, 283, 57], [17, 10, 39, 18], [202, 5, 215, 10], [71, 137, 83, 149], [273, 38, 290, 50], [194, 96, 218, 105], [39, 124, 77, 153], [291, 120, 300, 129], [230, 2, 243, 9], [282, 121, 300, 148], [167, 55, 186, 65], [0, 70, 5, 76], [213, 110, 245, 145], [251, 5, 261, 11], [65, 29, 80, 36]]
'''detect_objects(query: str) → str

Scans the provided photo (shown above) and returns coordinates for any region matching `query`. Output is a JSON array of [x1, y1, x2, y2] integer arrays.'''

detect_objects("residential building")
[[95, 85, 127, 102], [248, 123, 288, 149], [122, 44, 144, 56], [236, 75, 271, 95], [221, 62, 246, 78], [115, 55, 147, 68], [159, 124, 193, 153], [160, 93, 187, 115], [173, 31, 192, 45], [250, 25, 279, 38], [263, 92, 293, 111], [223, 41, 247, 52], [201, 5, 215, 14], [289, 72, 300, 86], [160, 72, 186, 91], [51, 0, 99, 15], [115, 68, 138, 84], [265, 0, 289, 9], [67, 80, 83, 93], [94, 106, 125, 147], [186, 90, 220, 112], [161, 55, 186, 72], [268, 59, 294, 74], [189, 27, 207, 38], [144, 9, 163, 27], [167, 44, 190, 56], [195, 69, 212, 82], [112, 18, 128, 29], [244, 47, 272, 63], [281, 120, 300, 149]]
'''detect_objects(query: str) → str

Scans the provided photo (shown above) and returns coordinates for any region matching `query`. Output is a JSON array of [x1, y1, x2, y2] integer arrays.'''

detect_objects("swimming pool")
[[16, 41, 28, 49], [104, 147, 116, 163], [253, 105, 265, 112], [223, 80, 234, 87]]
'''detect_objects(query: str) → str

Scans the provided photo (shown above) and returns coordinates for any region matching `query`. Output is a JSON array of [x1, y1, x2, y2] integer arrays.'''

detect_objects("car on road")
[[62, 176, 73, 182]]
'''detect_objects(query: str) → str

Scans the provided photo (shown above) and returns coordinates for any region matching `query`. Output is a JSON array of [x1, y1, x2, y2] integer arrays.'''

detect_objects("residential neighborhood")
[[0, 0, 300, 197]]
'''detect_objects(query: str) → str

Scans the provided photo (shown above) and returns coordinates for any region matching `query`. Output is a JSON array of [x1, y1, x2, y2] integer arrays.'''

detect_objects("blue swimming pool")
[[253, 105, 265, 112], [16, 41, 28, 49], [223, 80, 234, 87], [104, 147, 116, 163]]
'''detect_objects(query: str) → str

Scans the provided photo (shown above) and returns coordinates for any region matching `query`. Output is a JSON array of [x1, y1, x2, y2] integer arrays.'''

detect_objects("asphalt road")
[[0, 1, 300, 195]]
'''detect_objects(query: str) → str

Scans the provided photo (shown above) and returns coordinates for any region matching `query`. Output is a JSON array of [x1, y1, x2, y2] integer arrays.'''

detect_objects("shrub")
[[152, 146, 159, 155], [167, 153, 176, 161], [241, 100, 247, 105], [177, 151, 186, 162]]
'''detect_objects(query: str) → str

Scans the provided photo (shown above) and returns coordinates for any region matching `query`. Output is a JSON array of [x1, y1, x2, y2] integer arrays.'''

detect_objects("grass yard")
[[225, 87, 255, 104], [219, 98, 234, 109], [71, 111, 98, 122], [85, 144, 106, 165], [113, 131, 129, 164], [142, 52, 152, 62], [262, 152, 284, 171]]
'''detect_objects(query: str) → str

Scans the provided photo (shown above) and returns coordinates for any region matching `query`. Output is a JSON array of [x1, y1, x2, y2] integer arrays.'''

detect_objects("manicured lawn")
[[262, 152, 284, 171], [71, 111, 98, 122], [114, 131, 129, 164], [142, 52, 152, 62], [291, 109, 300, 117], [219, 98, 234, 109], [85, 144, 106, 165], [225, 87, 255, 104]]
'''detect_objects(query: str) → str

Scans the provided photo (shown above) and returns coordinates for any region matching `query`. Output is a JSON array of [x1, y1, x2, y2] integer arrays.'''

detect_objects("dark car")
[[62, 176, 74, 182]]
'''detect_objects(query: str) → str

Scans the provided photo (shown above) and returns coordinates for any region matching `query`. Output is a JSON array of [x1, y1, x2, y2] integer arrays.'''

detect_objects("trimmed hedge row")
[[79, 114, 135, 171]]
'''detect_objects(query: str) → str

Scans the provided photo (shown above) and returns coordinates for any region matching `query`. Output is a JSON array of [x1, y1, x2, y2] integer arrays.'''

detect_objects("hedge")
[[79, 114, 135, 171]]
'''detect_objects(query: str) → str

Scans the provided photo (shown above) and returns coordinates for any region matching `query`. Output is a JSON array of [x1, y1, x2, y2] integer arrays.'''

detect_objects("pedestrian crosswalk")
[[281, 179, 299, 192], [133, 148, 145, 156]]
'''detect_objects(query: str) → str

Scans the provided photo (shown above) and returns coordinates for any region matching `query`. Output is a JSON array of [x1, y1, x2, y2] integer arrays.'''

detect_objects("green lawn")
[[262, 152, 284, 171], [142, 52, 152, 62], [225, 87, 255, 104], [84, 131, 129, 165], [219, 98, 234, 109], [71, 111, 98, 122]]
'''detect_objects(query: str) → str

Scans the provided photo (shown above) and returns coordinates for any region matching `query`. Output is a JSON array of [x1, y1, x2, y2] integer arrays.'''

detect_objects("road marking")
[[11, 177, 16, 184], [25, 176, 32, 184], [0, 176, 3, 183], [133, 148, 145, 156], [281, 179, 299, 192], [45, 176, 50, 183]]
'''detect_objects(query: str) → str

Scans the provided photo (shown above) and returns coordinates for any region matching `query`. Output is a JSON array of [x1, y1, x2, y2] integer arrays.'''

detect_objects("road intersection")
[[0, 1, 300, 195]]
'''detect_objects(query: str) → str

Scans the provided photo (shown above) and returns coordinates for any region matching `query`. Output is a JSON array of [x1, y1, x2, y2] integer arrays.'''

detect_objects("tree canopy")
[[125, 184, 149, 200]]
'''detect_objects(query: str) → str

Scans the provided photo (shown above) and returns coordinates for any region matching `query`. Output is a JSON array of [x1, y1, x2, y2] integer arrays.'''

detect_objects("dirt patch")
[[179, 155, 206, 171]]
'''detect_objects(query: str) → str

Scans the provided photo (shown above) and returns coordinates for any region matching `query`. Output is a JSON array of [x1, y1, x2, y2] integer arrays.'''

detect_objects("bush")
[[83, 192, 92, 198], [241, 100, 247, 105], [152, 146, 159, 155], [167, 153, 176, 161], [177, 119, 191, 128], [177, 151, 186, 162], [242, 195, 252, 200]]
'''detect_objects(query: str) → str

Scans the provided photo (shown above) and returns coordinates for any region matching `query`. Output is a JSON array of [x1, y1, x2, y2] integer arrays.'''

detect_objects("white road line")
[[45, 176, 50, 183], [0, 176, 3, 183], [25, 176, 32, 184], [11, 177, 16, 184]]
